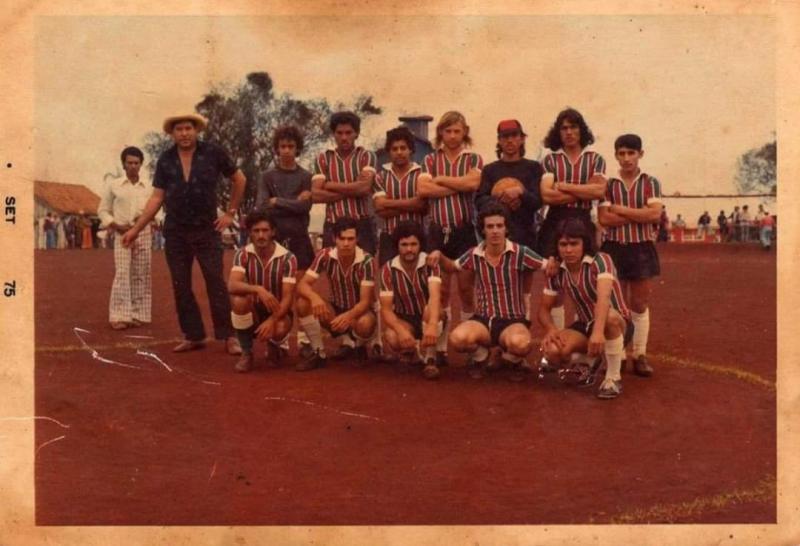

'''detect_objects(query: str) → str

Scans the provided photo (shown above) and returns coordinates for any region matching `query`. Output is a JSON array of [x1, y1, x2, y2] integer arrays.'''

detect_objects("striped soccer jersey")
[[542, 148, 606, 210], [231, 242, 298, 299], [423, 149, 483, 228], [373, 163, 425, 233], [306, 246, 375, 310], [457, 240, 544, 319], [601, 172, 663, 243], [544, 253, 630, 323], [313, 147, 377, 223], [379, 252, 442, 316]]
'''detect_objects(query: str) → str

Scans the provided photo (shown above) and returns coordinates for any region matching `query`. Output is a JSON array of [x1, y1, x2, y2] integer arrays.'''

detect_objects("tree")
[[734, 139, 776, 195], [142, 71, 383, 212]]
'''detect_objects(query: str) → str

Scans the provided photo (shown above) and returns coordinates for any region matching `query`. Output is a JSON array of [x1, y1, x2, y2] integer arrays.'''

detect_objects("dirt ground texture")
[[32, 243, 776, 525]]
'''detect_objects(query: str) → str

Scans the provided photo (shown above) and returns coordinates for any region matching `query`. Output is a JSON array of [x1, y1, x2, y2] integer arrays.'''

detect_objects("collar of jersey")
[[380, 162, 421, 175], [329, 246, 366, 264], [560, 255, 594, 270], [390, 251, 428, 272], [244, 241, 289, 264], [473, 239, 514, 257]]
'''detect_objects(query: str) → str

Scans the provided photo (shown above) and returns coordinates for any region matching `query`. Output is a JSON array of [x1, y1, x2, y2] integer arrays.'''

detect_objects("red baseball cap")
[[497, 119, 526, 136]]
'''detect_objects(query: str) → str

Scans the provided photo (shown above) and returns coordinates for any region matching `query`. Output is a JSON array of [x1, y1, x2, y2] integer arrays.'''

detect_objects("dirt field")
[[33, 243, 776, 525]]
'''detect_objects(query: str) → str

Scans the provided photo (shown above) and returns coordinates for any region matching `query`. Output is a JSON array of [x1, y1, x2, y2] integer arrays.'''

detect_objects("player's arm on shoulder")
[[426, 250, 459, 273]]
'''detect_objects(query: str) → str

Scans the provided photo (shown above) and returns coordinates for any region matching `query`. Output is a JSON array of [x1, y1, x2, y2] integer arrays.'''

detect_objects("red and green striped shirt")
[[379, 252, 442, 317], [600, 171, 663, 243], [457, 241, 544, 319], [373, 163, 425, 234], [313, 147, 377, 222], [542, 148, 606, 210], [544, 253, 630, 323], [306, 246, 375, 310], [231, 242, 297, 299], [423, 149, 483, 228]]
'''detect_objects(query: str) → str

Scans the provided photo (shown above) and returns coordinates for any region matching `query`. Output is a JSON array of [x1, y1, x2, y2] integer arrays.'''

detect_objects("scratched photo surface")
[[2, 2, 798, 546]]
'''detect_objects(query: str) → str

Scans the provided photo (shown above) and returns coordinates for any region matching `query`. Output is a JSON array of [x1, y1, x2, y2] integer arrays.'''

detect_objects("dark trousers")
[[164, 224, 233, 341], [323, 217, 377, 256]]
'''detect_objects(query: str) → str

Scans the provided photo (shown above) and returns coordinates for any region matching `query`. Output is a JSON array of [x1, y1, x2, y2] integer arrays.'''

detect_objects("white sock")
[[424, 345, 436, 361], [436, 320, 448, 352], [297, 329, 310, 346], [371, 301, 383, 348], [460, 309, 474, 322], [473, 346, 489, 362], [501, 351, 523, 364], [341, 333, 357, 348], [604, 334, 624, 381], [551, 306, 565, 330], [631, 309, 649, 357], [299, 315, 325, 356], [524, 292, 532, 320]]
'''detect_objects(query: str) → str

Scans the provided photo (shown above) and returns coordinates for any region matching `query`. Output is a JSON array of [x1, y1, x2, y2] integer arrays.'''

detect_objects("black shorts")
[[252, 300, 293, 325], [472, 315, 531, 347], [279, 232, 315, 270], [600, 241, 660, 281], [396, 313, 424, 339], [427, 222, 478, 260], [323, 217, 377, 256], [568, 318, 634, 346], [536, 207, 594, 257]]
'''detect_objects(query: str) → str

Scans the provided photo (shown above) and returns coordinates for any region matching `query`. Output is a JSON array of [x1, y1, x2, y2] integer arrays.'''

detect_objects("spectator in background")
[[64, 215, 76, 248], [55, 214, 67, 249], [44, 213, 55, 249], [717, 210, 729, 242], [36, 216, 46, 249], [730, 206, 741, 241], [696, 211, 711, 240], [79, 212, 93, 249], [759, 209, 774, 250], [739, 205, 752, 242], [672, 214, 686, 240], [657, 205, 670, 242]]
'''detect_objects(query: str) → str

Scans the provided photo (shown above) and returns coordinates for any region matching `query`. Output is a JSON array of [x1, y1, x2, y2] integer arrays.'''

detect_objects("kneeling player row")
[[228, 205, 635, 399]]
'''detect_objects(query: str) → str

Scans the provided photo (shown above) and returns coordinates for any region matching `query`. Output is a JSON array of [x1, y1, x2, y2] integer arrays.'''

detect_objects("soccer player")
[[597, 134, 663, 377], [538, 108, 607, 332], [379, 221, 443, 379], [429, 202, 545, 381], [475, 119, 547, 320], [373, 126, 427, 266], [295, 217, 377, 371], [417, 111, 484, 365], [255, 125, 315, 357], [227, 211, 297, 373], [538, 217, 633, 400], [311, 111, 378, 255]]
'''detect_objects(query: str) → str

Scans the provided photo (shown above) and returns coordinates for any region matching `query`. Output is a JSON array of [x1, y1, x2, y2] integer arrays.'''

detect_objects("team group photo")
[[22, 11, 781, 534]]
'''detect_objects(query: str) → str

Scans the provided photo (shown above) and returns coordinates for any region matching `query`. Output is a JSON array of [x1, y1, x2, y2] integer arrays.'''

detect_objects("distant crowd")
[[664, 204, 776, 249], [35, 212, 166, 250]]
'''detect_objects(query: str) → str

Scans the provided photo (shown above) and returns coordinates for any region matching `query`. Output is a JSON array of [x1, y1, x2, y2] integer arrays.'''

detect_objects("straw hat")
[[162, 113, 208, 134]]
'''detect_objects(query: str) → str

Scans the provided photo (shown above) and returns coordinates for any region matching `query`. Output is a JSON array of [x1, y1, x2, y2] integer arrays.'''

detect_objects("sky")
[[33, 14, 776, 226]]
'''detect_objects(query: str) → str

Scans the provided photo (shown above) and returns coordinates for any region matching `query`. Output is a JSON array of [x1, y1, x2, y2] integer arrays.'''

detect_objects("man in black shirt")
[[123, 113, 247, 354], [475, 119, 544, 249]]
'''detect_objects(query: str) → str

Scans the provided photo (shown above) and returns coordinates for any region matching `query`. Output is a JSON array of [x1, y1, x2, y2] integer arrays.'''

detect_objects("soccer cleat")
[[422, 358, 440, 380], [264, 343, 280, 368], [298, 342, 314, 360], [173, 339, 206, 353], [436, 351, 449, 367], [225, 336, 243, 356], [234, 353, 254, 373], [596, 378, 622, 399], [633, 355, 654, 377], [353, 346, 370, 367], [329, 344, 356, 361], [466, 355, 488, 380], [370, 343, 393, 363], [295, 350, 326, 372], [507, 361, 529, 383], [538, 356, 557, 374]]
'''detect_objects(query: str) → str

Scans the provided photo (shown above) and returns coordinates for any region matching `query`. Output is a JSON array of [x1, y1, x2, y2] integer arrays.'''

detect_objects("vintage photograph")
[[2, 2, 797, 545]]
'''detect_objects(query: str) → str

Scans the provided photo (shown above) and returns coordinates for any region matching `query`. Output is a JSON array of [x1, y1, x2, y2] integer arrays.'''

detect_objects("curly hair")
[[271, 125, 305, 156], [384, 126, 416, 153], [543, 108, 595, 150], [329, 111, 361, 133]]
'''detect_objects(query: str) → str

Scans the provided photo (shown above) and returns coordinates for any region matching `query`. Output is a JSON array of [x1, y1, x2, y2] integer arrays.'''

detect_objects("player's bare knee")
[[354, 313, 376, 339], [506, 334, 532, 356], [230, 295, 252, 314]]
